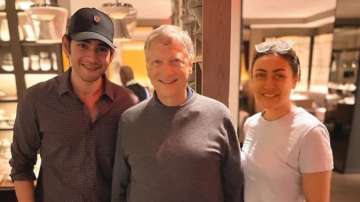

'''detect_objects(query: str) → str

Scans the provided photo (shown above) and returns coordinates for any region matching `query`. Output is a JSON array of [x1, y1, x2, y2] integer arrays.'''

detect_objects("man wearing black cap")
[[9, 7, 137, 202]]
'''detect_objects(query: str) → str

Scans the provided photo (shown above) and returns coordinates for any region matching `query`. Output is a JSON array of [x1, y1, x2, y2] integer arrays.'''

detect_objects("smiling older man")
[[111, 25, 243, 202]]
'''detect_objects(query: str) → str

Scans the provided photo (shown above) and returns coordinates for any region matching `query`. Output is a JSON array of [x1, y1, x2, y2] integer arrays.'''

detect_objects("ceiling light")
[[102, 1, 137, 40]]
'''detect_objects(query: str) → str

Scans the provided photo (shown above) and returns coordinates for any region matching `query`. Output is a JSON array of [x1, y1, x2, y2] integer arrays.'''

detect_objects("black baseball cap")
[[67, 7, 116, 49]]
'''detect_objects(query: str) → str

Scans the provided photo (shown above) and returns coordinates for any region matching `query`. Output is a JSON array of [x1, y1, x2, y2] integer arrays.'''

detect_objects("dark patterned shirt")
[[10, 69, 137, 202]]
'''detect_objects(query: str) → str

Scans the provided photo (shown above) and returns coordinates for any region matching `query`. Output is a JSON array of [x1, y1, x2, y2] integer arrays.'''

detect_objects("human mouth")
[[82, 64, 99, 71], [159, 79, 177, 84], [262, 93, 277, 98]]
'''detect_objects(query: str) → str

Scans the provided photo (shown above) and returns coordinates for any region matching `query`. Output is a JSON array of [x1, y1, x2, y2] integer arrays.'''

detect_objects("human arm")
[[222, 116, 244, 202], [299, 126, 333, 202], [13, 181, 35, 202], [111, 118, 130, 202], [303, 171, 331, 202], [9, 89, 40, 202]]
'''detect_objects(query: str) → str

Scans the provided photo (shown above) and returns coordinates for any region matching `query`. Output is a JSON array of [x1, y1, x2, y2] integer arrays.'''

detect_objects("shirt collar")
[[57, 69, 72, 96], [103, 76, 116, 101], [125, 79, 137, 86], [57, 68, 116, 101]]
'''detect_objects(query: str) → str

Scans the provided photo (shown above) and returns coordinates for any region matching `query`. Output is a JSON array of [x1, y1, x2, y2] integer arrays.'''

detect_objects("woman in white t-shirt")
[[241, 40, 333, 202]]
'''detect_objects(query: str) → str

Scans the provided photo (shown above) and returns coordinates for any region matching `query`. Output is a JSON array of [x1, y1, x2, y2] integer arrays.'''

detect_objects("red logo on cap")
[[93, 15, 101, 24]]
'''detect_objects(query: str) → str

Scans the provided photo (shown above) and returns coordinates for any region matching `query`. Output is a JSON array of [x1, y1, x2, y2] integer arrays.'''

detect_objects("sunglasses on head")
[[255, 40, 294, 54]]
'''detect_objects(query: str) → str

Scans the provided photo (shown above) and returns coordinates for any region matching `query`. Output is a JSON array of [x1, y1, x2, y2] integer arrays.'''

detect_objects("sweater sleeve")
[[222, 116, 244, 202], [111, 118, 130, 202], [9, 88, 40, 181]]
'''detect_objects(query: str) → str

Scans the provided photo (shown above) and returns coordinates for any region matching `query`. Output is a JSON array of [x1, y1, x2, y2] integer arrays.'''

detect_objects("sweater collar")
[[152, 86, 196, 110]]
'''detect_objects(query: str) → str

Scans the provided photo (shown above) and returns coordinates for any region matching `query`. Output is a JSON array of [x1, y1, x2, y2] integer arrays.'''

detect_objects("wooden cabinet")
[[0, 0, 64, 192]]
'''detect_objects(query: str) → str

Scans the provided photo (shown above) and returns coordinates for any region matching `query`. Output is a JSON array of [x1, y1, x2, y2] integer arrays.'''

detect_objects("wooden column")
[[6, 0, 26, 99], [202, 0, 241, 127]]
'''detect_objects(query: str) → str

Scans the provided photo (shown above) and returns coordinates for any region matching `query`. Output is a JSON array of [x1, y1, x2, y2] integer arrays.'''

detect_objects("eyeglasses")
[[255, 40, 294, 54]]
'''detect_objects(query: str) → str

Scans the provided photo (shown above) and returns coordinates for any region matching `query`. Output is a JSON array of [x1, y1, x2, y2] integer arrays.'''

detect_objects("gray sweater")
[[112, 91, 243, 202]]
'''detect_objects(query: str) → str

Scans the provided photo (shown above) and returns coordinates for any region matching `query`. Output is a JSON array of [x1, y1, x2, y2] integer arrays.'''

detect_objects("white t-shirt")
[[241, 107, 333, 202]]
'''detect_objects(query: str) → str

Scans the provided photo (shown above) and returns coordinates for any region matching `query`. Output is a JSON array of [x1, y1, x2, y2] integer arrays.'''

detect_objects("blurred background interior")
[[0, 0, 359, 201]]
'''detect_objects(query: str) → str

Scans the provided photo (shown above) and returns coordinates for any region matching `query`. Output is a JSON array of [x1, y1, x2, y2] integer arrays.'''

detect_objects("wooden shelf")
[[25, 70, 59, 74], [0, 70, 59, 74], [0, 186, 14, 191], [0, 41, 62, 47], [21, 41, 62, 47], [0, 180, 14, 190], [0, 70, 14, 74], [0, 41, 10, 47], [0, 128, 13, 131], [0, 98, 18, 103]]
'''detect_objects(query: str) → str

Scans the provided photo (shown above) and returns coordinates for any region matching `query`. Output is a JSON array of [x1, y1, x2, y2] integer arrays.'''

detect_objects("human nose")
[[161, 62, 176, 76], [263, 76, 276, 89], [84, 48, 98, 62]]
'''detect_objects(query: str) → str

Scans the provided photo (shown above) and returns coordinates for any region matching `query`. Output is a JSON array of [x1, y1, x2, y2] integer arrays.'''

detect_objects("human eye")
[[97, 45, 110, 54], [254, 72, 266, 80], [171, 58, 185, 67], [274, 74, 286, 80], [77, 42, 88, 49], [151, 59, 162, 66]]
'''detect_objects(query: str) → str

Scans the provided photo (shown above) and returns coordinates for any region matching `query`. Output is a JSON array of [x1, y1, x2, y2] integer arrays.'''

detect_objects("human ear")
[[109, 49, 115, 62], [292, 76, 298, 89], [62, 35, 71, 56], [188, 64, 193, 74]]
